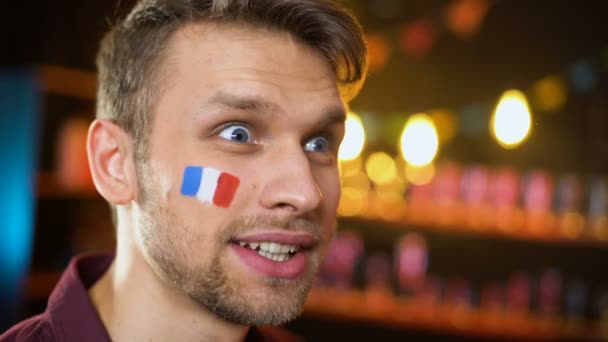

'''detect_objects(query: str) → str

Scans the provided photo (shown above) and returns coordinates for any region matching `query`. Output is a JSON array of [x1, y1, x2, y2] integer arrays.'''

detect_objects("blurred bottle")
[[564, 278, 588, 323], [461, 165, 491, 230], [418, 274, 443, 305], [554, 174, 586, 239], [480, 281, 506, 328], [506, 272, 533, 317], [445, 277, 476, 329], [363, 252, 394, 313], [488, 168, 523, 233], [394, 232, 429, 296], [405, 181, 434, 225], [410, 274, 443, 319], [592, 286, 608, 339], [587, 177, 608, 240], [316, 229, 364, 289], [432, 161, 463, 227], [364, 252, 393, 293], [445, 277, 474, 308], [481, 280, 506, 311], [521, 170, 555, 235], [537, 267, 563, 318]]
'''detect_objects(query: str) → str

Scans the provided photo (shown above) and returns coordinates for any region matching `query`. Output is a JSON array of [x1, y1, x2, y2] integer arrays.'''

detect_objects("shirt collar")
[[46, 253, 113, 342], [44, 253, 284, 342]]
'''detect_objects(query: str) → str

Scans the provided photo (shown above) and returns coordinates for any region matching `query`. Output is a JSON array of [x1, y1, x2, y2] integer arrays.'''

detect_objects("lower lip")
[[231, 243, 309, 279]]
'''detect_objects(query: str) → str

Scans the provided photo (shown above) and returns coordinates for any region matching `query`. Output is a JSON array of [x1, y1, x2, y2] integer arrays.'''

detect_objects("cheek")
[[179, 165, 241, 209], [319, 172, 341, 210], [170, 165, 245, 245]]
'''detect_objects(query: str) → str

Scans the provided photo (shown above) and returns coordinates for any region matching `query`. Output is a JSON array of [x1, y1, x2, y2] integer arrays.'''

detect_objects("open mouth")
[[229, 232, 317, 279], [231, 241, 302, 262]]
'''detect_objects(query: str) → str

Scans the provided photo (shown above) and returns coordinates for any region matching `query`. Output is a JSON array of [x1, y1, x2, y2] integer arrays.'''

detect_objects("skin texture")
[[87, 22, 346, 342]]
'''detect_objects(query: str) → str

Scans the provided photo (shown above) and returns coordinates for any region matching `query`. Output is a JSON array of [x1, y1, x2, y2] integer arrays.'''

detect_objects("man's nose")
[[258, 145, 323, 217]]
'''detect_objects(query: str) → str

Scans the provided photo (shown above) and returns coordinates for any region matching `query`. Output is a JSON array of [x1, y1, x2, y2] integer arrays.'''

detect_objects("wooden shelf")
[[39, 65, 96, 101], [35, 171, 608, 248], [303, 287, 601, 340], [37, 172, 99, 199], [27, 273, 599, 340], [339, 215, 608, 249]]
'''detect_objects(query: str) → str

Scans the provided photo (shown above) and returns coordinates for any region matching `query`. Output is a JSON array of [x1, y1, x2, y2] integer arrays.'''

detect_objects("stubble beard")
[[135, 163, 326, 326]]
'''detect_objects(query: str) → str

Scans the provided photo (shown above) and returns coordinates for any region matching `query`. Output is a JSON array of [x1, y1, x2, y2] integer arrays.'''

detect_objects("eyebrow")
[[314, 107, 346, 129], [207, 92, 279, 117], [205, 91, 346, 127]]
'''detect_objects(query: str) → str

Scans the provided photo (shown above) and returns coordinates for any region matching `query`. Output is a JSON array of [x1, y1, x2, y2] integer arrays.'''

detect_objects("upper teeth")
[[238, 241, 299, 254]]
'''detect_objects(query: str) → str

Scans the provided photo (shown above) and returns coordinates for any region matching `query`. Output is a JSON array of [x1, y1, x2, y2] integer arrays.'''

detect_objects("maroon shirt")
[[1, 254, 302, 342]]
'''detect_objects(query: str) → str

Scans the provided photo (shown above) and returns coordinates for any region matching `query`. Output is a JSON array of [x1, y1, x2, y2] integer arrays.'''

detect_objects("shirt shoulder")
[[0, 314, 55, 342]]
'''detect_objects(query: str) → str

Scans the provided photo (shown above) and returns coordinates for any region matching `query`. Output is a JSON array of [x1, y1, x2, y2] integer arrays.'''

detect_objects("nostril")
[[274, 202, 298, 211]]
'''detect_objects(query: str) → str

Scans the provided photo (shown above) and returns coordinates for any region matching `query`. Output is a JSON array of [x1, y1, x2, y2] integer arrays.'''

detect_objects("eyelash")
[[218, 123, 254, 143], [308, 132, 336, 151], [214, 122, 338, 156]]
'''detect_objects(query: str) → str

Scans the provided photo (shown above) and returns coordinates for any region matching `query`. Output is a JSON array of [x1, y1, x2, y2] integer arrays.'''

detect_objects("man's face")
[[134, 23, 345, 325]]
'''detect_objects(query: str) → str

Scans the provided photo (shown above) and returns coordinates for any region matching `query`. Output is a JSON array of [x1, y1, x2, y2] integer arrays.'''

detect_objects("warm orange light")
[[337, 187, 368, 217], [400, 113, 439, 166], [339, 157, 362, 178], [365, 151, 397, 186], [531, 75, 567, 113], [491, 90, 532, 148], [405, 163, 436, 185], [430, 108, 458, 143], [338, 112, 366, 161], [342, 170, 371, 193], [445, 0, 490, 38], [366, 33, 391, 72]]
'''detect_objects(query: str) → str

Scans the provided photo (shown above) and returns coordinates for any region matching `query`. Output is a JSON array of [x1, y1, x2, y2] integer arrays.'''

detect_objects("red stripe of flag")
[[213, 172, 240, 208]]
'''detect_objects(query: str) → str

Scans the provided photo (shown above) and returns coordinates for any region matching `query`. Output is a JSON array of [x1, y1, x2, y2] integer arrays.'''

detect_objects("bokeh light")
[[405, 163, 436, 185], [382, 113, 408, 146], [371, 190, 405, 221], [399, 113, 439, 166], [339, 157, 362, 178], [569, 60, 599, 93], [531, 75, 567, 113], [365, 151, 398, 186], [445, 0, 490, 38], [430, 108, 459, 143], [342, 170, 371, 193], [366, 33, 391, 73], [337, 187, 367, 217], [400, 19, 437, 58], [338, 111, 366, 161], [359, 111, 382, 146], [459, 104, 488, 137], [491, 90, 532, 149], [378, 157, 407, 191]]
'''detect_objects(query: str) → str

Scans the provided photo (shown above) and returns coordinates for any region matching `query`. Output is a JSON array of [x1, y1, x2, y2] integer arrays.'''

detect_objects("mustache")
[[223, 215, 324, 239]]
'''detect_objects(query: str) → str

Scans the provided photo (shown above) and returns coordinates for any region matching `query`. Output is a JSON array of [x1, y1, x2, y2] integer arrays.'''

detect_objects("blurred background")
[[2, 0, 608, 340]]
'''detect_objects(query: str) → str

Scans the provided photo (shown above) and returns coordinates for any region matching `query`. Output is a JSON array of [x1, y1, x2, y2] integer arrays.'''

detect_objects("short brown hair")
[[96, 0, 367, 159]]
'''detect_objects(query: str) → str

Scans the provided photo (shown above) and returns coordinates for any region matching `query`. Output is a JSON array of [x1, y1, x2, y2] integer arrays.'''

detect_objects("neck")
[[89, 224, 249, 342]]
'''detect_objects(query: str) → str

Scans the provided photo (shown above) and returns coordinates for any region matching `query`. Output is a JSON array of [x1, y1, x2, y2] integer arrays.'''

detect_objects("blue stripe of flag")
[[180, 166, 203, 196]]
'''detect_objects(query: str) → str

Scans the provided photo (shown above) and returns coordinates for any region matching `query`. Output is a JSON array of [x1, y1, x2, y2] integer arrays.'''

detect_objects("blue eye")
[[218, 125, 252, 143], [304, 137, 330, 153]]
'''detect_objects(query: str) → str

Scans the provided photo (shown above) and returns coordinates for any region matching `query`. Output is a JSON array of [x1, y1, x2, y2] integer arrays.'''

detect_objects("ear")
[[87, 119, 137, 205]]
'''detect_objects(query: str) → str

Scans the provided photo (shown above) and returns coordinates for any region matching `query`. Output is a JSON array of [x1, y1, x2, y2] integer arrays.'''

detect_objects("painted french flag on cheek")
[[180, 166, 240, 208]]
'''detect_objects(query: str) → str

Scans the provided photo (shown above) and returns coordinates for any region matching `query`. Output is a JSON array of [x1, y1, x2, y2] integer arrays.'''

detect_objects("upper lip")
[[232, 232, 318, 249]]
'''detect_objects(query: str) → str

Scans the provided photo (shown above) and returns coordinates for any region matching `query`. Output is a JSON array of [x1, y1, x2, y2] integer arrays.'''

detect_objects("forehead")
[[161, 21, 341, 97], [147, 21, 347, 131]]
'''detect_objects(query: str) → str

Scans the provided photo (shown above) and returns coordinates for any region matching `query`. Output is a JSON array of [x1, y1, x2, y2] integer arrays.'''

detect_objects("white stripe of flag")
[[196, 167, 220, 203]]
